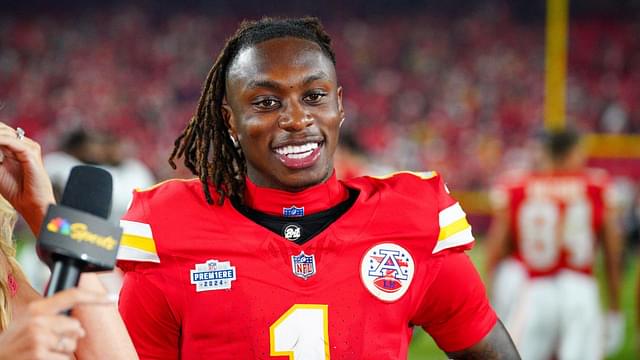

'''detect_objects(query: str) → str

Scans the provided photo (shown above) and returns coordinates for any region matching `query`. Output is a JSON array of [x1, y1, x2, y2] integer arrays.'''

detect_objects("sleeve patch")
[[438, 202, 465, 227], [434, 202, 474, 254], [433, 227, 474, 254], [437, 217, 471, 241], [117, 246, 160, 263], [118, 220, 159, 263]]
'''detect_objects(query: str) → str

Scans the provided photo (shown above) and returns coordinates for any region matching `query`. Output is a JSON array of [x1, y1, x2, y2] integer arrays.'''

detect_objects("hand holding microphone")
[[0, 124, 137, 359], [0, 288, 111, 360], [0, 123, 122, 295]]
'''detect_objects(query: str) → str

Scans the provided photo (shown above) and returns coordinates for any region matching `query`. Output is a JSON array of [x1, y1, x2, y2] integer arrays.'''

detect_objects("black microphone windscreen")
[[61, 165, 113, 219]]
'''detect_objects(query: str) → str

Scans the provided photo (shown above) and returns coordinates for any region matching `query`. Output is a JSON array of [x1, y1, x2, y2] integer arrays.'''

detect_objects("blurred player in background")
[[41, 130, 155, 299], [44, 130, 156, 224], [43, 129, 105, 201], [116, 17, 519, 359], [485, 129, 623, 360], [100, 133, 155, 224]]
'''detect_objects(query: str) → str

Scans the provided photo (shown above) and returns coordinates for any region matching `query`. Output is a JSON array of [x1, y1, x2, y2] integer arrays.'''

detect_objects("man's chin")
[[277, 167, 332, 192]]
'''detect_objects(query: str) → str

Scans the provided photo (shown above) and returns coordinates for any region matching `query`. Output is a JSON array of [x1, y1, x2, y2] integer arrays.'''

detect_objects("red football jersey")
[[492, 169, 615, 277], [117, 172, 496, 359]]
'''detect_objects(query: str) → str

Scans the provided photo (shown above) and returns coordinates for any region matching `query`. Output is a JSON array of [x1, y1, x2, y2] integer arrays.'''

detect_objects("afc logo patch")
[[360, 243, 415, 302], [291, 251, 316, 280]]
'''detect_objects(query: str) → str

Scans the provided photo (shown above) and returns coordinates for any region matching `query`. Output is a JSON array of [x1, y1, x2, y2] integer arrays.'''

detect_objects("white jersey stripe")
[[438, 202, 466, 227], [117, 246, 160, 263], [120, 220, 154, 238]]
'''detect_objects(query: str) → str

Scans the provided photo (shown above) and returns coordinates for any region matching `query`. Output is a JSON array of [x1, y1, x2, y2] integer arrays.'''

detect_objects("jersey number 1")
[[269, 304, 330, 360]]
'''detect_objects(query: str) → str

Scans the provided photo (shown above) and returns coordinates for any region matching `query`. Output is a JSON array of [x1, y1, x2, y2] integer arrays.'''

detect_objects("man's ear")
[[337, 86, 345, 127], [221, 97, 237, 140]]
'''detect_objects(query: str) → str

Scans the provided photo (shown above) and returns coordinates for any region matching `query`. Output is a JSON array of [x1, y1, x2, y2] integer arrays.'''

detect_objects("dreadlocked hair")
[[169, 17, 336, 205]]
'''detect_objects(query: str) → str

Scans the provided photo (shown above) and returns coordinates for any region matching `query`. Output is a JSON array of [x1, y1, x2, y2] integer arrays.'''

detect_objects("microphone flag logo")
[[47, 217, 71, 235]]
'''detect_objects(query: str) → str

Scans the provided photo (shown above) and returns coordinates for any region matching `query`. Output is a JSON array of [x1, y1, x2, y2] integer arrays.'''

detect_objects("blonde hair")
[[0, 195, 18, 331]]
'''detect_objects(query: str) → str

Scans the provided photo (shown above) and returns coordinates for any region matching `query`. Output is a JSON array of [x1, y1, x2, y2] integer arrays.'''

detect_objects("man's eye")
[[253, 99, 280, 109], [304, 93, 326, 103]]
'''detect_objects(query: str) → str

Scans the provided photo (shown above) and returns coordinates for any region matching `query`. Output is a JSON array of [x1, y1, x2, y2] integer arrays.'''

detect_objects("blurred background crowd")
[[2, 1, 640, 185], [1, 0, 639, 358], [3, 0, 640, 239]]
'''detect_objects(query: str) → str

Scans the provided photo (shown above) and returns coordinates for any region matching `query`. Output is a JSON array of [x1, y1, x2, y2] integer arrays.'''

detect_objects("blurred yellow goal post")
[[456, 0, 640, 216]]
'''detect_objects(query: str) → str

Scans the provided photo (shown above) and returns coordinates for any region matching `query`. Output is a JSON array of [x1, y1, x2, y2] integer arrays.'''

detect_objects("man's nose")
[[278, 102, 314, 131]]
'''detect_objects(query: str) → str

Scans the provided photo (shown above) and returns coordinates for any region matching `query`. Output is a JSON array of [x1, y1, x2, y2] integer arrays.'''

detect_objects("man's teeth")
[[275, 142, 319, 157], [286, 151, 313, 159]]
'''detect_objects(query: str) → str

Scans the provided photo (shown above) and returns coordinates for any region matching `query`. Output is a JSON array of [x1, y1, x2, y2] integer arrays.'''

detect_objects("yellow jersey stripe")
[[433, 227, 474, 254], [120, 233, 157, 254], [438, 217, 471, 241]]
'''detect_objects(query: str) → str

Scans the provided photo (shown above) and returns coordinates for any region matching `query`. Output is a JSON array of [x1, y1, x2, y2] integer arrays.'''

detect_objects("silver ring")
[[16, 127, 25, 140]]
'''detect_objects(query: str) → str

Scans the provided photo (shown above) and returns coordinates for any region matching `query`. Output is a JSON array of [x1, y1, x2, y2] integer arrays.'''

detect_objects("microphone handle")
[[45, 257, 82, 298]]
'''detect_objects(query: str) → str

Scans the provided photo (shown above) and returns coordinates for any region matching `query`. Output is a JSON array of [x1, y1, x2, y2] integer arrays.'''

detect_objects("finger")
[[0, 124, 43, 167], [44, 315, 86, 339], [0, 122, 18, 134], [36, 351, 75, 360], [51, 336, 79, 356], [25, 315, 85, 344], [0, 125, 25, 143], [29, 288, 112, 315], [0, 129, 39, 163], [0, 129, 38, 149]]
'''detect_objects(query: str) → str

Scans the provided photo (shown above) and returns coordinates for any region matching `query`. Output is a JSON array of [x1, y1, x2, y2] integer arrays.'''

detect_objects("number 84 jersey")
[[117, 172, 497, 359], [492, 169, 616, 277]]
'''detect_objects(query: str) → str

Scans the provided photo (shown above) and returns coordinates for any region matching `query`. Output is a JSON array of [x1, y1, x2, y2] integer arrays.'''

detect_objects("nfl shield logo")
[[283, 205, 304, 217], [291, 251, 316, 280]]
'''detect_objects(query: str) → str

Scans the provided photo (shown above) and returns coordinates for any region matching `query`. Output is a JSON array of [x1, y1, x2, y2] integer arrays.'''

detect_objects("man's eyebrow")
[[245, 72, 330, 90], [303, 71, 330, 85], [246, 79, 282, 90]]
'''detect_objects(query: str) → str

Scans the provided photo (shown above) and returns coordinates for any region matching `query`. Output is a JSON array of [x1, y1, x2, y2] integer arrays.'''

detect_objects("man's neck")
[[243, 172, 349, 217]]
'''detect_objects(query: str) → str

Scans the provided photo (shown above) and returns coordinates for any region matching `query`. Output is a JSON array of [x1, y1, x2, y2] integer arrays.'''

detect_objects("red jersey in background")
[[492, 169, 615, 277]]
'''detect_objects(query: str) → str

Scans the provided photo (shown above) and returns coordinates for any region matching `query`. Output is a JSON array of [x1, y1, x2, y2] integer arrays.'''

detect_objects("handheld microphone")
[[37, 165, 122, 297]]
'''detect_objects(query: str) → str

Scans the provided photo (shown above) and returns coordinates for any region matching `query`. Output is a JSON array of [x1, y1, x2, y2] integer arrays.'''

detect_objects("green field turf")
[[408, 243, 639, 359]]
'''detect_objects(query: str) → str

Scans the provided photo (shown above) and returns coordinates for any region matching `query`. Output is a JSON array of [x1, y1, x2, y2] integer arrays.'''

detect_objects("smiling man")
[[116, 17, 520, 359], [224, 36, 341, 190]]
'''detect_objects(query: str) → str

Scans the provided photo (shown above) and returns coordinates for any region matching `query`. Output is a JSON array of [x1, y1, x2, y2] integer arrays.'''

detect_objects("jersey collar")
[[243, 172, 349, 217]]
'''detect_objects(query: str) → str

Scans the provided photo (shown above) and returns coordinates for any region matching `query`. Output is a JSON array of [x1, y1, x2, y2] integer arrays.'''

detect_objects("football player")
[[117, 17, 520, 359], [485, 129, 622, 360]]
